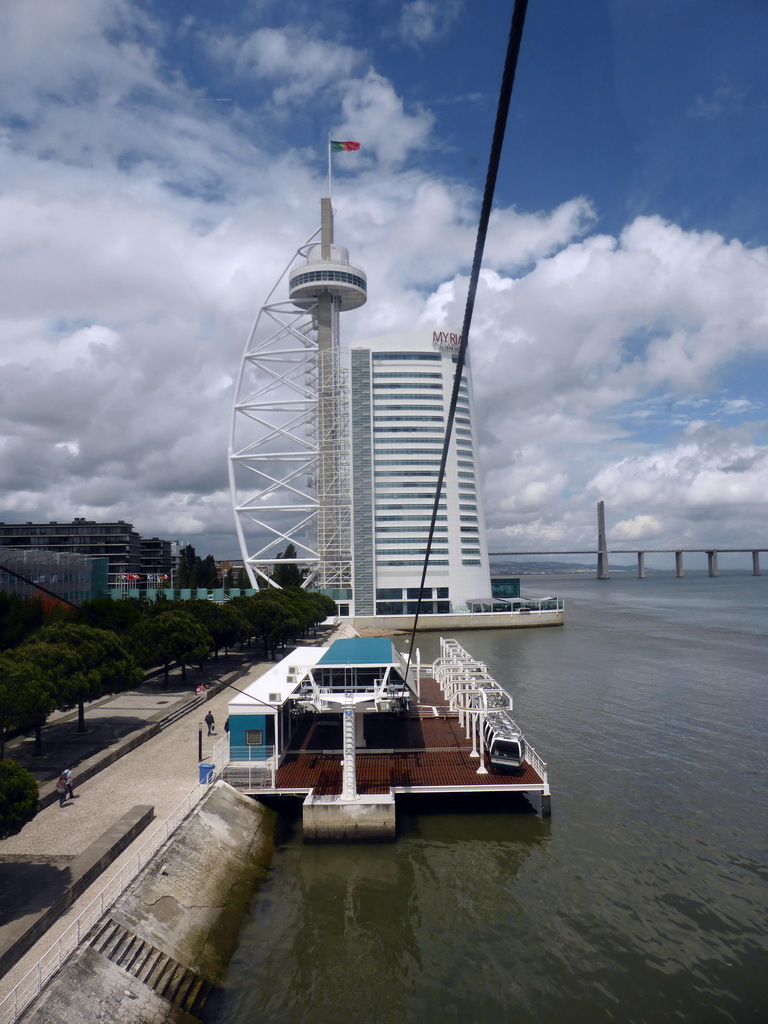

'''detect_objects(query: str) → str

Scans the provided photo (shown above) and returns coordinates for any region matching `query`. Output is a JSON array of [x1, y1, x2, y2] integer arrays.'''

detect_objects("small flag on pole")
[[330, 140, 360, 152]]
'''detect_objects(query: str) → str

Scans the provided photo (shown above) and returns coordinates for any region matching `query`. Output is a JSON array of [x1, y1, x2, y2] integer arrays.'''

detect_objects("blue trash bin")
[[199, 762, 214, 785]]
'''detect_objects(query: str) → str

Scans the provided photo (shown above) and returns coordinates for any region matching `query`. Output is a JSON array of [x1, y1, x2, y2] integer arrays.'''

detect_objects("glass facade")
[[349, 329, 491, 615]]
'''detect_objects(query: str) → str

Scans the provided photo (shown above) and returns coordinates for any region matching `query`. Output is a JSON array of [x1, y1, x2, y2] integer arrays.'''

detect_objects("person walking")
[[63, 767, 75, 799], [56, 774, 68, 807], [205, 711, 215, 736]]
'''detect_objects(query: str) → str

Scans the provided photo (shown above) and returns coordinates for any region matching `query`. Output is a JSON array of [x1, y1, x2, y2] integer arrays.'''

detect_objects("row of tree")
[[0, 586, 337, 760]]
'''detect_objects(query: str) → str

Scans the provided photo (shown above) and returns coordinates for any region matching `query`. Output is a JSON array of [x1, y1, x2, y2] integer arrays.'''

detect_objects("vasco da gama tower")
[[229, 197, 491, 616]]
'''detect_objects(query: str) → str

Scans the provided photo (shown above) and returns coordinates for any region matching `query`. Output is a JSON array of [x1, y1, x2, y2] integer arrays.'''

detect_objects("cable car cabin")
[[483, 711, 526, 770]]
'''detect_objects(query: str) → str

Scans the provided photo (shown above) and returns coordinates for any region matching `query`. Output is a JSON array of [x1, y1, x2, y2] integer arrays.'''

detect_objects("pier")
[[217, 638, 550, 839]]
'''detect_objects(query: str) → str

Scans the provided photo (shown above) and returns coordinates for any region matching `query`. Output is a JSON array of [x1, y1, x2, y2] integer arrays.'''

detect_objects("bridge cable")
[[403, 0, 530, 679]]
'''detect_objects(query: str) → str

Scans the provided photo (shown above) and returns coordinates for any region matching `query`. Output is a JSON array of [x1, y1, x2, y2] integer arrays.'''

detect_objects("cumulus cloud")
[[400, 0, 463, 45], [1, 0, 768, 562], [612, 514, 664, 541], [206, 26, 363, 107]]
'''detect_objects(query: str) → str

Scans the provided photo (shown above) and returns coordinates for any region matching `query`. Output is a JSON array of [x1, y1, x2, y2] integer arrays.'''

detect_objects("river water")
[[209, 573, 768, 1024]]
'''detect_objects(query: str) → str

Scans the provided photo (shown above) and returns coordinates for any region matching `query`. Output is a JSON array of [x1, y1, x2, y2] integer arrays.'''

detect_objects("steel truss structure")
[[228, 235, 353, 591]]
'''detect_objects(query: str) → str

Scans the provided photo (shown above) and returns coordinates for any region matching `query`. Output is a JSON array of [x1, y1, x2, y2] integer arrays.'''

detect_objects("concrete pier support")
[[675, 551, 684, 578], [707, 550, 719, 577], [753, 550, 761, 576], [596, 500, 610, 579], [540, 792, 552, 818], [637, 551, 645, 578], [303, 794, 396, 841]]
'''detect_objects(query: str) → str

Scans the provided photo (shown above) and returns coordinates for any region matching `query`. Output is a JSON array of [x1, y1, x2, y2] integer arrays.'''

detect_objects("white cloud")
[[336, 71, 434, 167], [400, 1, 463, 45], [1, 0, 768, 560], [206, 26, 363, 106], [612, 514, 663, 541]]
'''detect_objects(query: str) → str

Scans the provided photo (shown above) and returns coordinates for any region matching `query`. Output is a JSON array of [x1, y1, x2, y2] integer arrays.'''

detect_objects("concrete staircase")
[[90, 917, 214, 1017]]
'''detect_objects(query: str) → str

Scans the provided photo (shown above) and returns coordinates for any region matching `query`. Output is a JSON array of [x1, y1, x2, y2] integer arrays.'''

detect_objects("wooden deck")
[[273, 676, 545, 796]]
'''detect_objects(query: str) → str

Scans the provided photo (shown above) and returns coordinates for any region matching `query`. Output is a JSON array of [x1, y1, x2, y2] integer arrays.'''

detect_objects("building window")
[[376, 559, 449, 566], [245, 729, 264, 746], [374, 415, 444, 423], [374, 380, 444, 387], [375, 470, 441, 478], [462, 559, 481, 566], [374, 372, 442, 379], [374, 404, 444, 412], [376, 512, 448, 520], [372, 352, 442, 361], [375, 460, 442, 468], [376, 528, 447, 536], [376, 588, 403, 599], [374, 427, 445, 434]]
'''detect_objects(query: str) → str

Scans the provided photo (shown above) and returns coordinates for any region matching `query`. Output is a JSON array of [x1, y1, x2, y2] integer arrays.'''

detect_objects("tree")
[[199, 554, 218, 589], [181, 601, 249, 663], [31, 623, 143, 731], [133, 610, 212, 685], [0, 760, 39, 839], [77, 596, 145, 632], [0, 645, 62, 757], [272, 543, 303, 588], [176, 544, 198, 589], [0, 594, 43, 650]]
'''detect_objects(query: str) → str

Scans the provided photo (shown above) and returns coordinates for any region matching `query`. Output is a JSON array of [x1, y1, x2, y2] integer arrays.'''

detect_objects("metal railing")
[[0, 783, 210, 1024], [523, 740, 549, 788], [433, 638, 549, 787], [221, 744, 276, 791]]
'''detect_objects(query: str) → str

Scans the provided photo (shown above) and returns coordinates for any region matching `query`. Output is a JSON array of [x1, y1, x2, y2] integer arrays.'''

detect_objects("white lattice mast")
[[228, 195, 366, 589]]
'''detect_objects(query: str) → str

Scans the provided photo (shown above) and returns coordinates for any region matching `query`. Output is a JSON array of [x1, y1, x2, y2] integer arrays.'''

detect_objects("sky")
[[2, 0, 768, 570]]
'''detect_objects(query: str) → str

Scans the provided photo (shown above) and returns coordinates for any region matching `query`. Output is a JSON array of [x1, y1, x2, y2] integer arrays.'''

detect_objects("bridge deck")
[[273, 677, 544, 796]]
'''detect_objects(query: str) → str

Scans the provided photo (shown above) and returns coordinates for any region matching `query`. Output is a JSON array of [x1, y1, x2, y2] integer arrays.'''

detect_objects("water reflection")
[[211, 810, 550, 1024]]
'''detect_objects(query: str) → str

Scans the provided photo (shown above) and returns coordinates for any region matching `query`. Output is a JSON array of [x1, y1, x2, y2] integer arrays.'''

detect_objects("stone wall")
[[20, 784, 273, 1024]]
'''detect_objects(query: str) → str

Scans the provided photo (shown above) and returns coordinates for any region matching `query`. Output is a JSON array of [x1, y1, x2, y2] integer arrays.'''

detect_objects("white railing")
[[523, 740, 548, 787], [434, 639, 549, 786], [222, 745, 276, 791], [0, 783, 210, 1024]]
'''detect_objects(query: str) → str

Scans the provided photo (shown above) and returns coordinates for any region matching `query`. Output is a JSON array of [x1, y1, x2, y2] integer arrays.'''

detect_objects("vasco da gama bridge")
[[490, 501, 767, 578]]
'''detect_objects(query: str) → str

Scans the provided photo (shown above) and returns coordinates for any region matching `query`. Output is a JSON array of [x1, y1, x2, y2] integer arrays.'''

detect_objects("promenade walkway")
[[0, 649, 272, 1003]]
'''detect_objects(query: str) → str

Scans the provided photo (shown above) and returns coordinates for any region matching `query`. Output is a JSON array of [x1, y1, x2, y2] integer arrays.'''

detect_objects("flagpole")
[[327, 132, 332, 198]]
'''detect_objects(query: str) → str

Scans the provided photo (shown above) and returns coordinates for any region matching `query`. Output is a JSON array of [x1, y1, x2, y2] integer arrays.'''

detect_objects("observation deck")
[[288, 242, 367, 311]]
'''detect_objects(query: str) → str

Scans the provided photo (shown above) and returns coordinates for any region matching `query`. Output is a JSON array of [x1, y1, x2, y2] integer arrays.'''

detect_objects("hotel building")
[[348, 329, 490, 616]]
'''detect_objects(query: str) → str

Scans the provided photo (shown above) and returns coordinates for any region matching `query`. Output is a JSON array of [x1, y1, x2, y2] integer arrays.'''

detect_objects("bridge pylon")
[[597, 500, 610, 579]]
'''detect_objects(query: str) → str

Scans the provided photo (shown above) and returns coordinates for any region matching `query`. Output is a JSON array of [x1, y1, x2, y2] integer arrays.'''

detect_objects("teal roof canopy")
[[317, 637, 398, 666]]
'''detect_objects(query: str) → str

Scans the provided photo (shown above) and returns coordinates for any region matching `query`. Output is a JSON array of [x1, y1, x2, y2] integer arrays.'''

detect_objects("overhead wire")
[[403, 0, 530, 678]]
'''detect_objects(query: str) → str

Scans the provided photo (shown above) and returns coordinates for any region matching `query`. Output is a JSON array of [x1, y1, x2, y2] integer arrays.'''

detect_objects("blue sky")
[[2, 0, 768, 567]]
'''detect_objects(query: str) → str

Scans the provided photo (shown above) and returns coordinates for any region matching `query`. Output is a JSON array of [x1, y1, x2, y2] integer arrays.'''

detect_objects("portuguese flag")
[[331, 140, 360, 152]]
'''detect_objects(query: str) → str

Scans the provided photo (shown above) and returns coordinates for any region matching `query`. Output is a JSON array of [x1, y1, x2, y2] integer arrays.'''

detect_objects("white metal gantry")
[[228, 198, 366, 590]]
